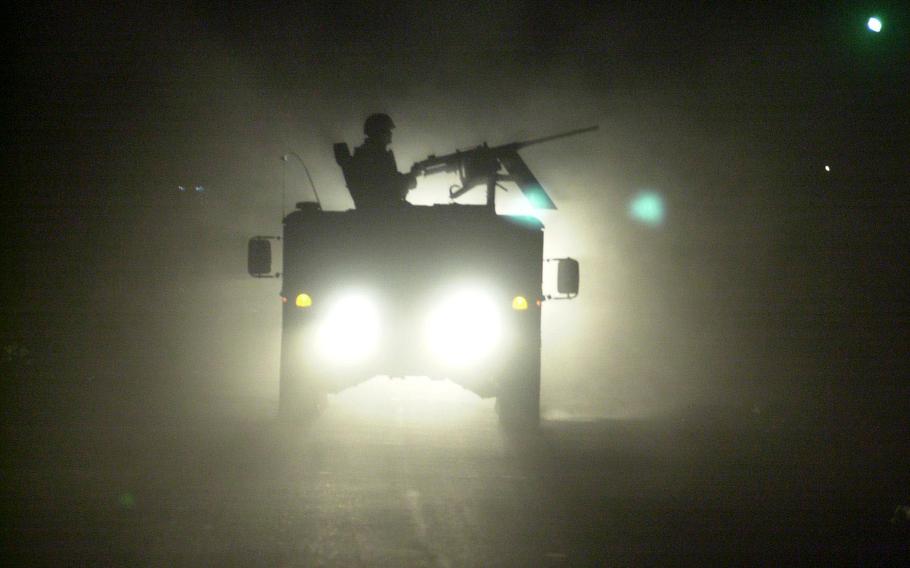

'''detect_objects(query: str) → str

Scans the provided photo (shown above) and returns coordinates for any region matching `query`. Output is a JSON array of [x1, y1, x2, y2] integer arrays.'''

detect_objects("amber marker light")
[[512, 295, 529, 310], [295, 293, 313, 308]]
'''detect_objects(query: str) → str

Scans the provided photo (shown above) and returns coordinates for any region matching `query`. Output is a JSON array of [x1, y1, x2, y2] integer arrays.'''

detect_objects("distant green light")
[[118, 492, 136, 509], [867, 17, 882, 33], [629, 191, 664, 227]]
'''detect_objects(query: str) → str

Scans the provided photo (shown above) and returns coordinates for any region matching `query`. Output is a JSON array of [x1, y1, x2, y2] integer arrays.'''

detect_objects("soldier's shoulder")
[[353, 143, 378, 157]]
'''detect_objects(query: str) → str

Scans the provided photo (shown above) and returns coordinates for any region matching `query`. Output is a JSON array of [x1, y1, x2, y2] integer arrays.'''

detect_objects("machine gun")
[[412, 126, 597, 210]]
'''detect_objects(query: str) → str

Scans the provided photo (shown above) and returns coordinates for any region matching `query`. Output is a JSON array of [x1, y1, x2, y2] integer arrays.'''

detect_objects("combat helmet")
[[364, 113, 395, 138]]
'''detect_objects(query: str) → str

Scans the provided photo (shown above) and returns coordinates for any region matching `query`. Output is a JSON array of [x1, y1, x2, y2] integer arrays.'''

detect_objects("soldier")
[[345, 113, 418, 208]]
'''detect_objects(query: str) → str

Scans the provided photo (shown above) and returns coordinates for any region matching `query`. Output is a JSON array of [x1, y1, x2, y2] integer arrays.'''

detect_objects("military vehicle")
[[248, 126, 594, 426]]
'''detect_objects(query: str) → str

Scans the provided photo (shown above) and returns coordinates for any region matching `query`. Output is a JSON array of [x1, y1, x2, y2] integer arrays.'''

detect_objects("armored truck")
[[248, 127, 591, 425]]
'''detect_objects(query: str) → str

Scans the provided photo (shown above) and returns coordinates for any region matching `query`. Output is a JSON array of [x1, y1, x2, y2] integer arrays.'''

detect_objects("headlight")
[[315, 292, 380, 364], [424, 288, 501, 367]]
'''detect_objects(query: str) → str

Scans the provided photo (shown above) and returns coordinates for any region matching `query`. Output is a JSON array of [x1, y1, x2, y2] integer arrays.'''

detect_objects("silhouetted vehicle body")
[[277, 203, 544, 424], [252, 126, 593, 425]]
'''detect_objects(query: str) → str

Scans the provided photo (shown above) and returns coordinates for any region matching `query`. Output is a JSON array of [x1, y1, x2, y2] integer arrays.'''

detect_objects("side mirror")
[[556, 257, 579, 297], [248, 237, 273, 277]]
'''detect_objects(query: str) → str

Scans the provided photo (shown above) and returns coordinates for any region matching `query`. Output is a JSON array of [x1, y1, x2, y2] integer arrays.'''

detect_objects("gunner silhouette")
[[341, 114, 417, 208]]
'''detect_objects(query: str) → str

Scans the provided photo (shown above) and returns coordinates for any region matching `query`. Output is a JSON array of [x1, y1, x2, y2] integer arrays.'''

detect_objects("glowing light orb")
[[526, 188, 549, 209], [424, 288, 501, 367], [629, 191, 665, 227], [824, 165, 831, 172], [316, 293, 380, 363], [867, 17, 882, 33]]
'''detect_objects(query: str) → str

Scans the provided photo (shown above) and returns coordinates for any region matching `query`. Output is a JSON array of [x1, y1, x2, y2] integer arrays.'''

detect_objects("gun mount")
[[413, 126, 598, 210]]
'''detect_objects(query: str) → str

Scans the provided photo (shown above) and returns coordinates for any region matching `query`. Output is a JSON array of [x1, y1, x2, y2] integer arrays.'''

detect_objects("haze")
[[4, 3, 909, 564]]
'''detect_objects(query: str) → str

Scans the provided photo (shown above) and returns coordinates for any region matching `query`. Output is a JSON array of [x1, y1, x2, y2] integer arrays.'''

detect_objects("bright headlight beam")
[[424, 288, 501, 367], [316, 292, 380, 364]]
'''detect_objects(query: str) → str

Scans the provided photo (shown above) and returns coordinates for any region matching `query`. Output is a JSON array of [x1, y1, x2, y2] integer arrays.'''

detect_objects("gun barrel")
[[413, 125, 598, 173], [414, 151, 464, 172], [510, 125, 598, 151]]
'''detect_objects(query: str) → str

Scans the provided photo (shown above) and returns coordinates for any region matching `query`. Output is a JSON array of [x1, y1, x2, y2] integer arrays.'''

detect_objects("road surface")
[[2, 377, 908, 566]]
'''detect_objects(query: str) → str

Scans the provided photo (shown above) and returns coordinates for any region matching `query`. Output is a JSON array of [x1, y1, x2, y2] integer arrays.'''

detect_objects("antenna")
[[281, 151, 322, 209], [281, 154, 287, 219]]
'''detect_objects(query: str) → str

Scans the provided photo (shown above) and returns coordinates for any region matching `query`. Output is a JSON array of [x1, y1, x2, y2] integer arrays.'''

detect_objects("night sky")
[[5, 2, 909, 416]]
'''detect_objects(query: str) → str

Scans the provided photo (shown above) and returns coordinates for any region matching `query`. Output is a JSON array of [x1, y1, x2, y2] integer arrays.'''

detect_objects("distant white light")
[[178, 185, 186, 192], [867, 17, 882, 33], [824, 165, 831, 172], [194, 185, 205, 193]]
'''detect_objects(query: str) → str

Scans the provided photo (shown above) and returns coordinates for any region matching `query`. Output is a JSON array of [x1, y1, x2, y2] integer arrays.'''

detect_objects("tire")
[[496, 309, 542, 429], [496, 363, 541, 429], [278, 314, 325, 422]]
